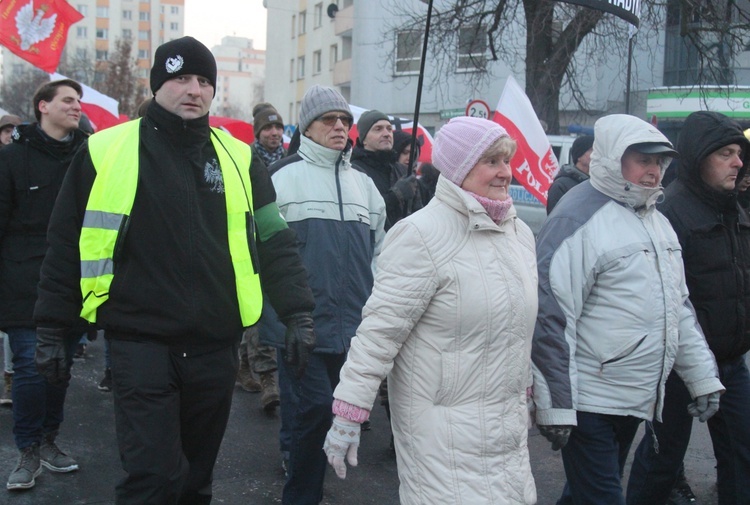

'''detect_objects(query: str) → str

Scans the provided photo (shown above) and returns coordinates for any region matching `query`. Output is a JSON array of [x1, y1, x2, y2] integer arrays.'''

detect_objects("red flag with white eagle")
[[0, 0, 84, 73], [493, 76, 559, 206], [50, 73, 123, 132]]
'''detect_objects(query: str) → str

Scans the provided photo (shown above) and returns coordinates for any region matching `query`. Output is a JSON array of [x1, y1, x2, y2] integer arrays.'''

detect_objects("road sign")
[[465, 99, 491, 119], [439, 108, 465, 120]]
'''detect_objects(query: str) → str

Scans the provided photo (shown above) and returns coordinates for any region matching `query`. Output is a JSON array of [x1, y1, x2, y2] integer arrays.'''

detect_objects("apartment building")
[[265, 0, 750, 136], [211, 36, 266, 121]]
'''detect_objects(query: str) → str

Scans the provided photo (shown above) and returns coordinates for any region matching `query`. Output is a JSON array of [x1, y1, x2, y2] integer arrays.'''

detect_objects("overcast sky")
[[184, 0, 268, 50]]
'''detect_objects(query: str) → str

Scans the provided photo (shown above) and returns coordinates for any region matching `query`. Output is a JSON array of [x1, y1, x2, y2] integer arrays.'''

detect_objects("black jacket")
[[351, 145, 420, 230], [546, 164, 589, 214], [34, 102, 314, 350], [659, 111, 750, 362], [0, 123, 86, 328]]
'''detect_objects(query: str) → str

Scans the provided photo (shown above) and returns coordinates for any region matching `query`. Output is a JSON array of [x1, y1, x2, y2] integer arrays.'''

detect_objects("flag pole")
[[407, 0, 434, 175], [625, 35, 634, 114]]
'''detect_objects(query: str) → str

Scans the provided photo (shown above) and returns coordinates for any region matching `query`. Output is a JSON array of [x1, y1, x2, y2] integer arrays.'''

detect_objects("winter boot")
[[236, 359, 261, 392], [39, 432, 78, 473], [260, 371, 280, 412], [0, 372, 11, 406], [6, 444, 41, 490]]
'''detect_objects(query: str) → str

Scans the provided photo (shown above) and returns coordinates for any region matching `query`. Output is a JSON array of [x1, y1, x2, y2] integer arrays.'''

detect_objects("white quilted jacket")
[[334, 177, 538, 504]]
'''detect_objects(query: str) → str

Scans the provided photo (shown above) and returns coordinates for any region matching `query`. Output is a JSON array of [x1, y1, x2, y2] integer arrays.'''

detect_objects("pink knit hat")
[[432, 116, 510, 186]]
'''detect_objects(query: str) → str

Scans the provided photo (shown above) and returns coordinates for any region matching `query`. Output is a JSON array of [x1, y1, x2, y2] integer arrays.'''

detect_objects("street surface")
[[0, 337, 720, 504]]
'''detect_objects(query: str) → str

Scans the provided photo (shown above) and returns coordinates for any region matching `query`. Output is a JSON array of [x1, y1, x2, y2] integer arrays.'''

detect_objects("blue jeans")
[[281, 351, 346, 505], [627, 358, 750, 505], [8, 327, 76, 450], [559, 411, 642, 505], [277, 348, 297, 458]]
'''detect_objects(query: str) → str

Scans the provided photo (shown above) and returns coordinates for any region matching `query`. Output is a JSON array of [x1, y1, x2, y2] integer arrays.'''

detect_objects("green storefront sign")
[[647, 87, 750, 119]]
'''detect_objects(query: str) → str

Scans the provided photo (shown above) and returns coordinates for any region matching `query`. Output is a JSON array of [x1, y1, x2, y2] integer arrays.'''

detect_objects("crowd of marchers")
[[0, 35, 747, 505]]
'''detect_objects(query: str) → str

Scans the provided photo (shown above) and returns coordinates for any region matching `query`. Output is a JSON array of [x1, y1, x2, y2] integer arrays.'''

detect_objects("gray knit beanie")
[[298, 85, 351, 134], [357, 110, 390, 143]]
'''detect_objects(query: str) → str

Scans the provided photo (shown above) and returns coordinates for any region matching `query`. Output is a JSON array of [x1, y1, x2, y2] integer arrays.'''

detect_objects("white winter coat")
[[334, 177, 538, 504]]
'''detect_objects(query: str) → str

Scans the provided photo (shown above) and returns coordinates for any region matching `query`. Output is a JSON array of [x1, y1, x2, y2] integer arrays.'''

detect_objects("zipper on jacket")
[[335, 153, 345, 221]]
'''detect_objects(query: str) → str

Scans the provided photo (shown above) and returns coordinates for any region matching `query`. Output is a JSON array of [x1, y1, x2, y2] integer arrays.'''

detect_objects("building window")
[[330, 44, 338, 70], [139, 30, 149, 40], [138, 49, 148, 59], [457, 26, 487, 71], [77, 4, 87, 15], [314, 3, 323, 29], [395, 30, 422, 74], [122, 28, 132, 39], [297, 56, 305, 79], [299, 11, 306, 35], [96, 28, 109, 39], [313, 50, 322, 74], [123, 10, 132, 20], [76, 26, 87, 38], [291, 15, 296, 39], [139, 11, 150, 21], [170, 22, 178, 30], [96, 6, 109, 17], [96, 50, 109, 61], [290, 59, 295, 82], [76, 47, 87, 58], [171, 6, 179, 14]]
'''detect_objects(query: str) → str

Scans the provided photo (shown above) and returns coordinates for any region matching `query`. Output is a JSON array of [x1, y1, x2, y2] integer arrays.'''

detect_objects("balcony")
[[333, 58, 351, 86], [334, 4, 353, 36]]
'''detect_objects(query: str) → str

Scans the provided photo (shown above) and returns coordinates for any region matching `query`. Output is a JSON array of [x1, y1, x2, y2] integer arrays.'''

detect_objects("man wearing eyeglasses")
[[262, 85, 386, 505]]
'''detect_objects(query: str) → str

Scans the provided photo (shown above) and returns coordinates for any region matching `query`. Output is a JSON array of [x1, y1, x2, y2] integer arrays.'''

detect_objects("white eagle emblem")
[[165, 55, 184, 74], [14, 1, 57, 51], [204, 159, 224, 193]]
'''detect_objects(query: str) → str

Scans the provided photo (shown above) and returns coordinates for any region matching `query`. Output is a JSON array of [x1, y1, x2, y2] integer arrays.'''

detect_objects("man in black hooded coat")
[[627, 111, 750, 505]]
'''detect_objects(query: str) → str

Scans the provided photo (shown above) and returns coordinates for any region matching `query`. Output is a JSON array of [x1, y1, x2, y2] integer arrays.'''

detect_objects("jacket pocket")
[[600, 334, 648, 367], [434, 351, 456, 405]]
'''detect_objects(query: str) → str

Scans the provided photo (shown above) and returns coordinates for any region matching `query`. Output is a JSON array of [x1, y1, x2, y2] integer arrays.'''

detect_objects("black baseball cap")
[[629, 142, 679, 158]]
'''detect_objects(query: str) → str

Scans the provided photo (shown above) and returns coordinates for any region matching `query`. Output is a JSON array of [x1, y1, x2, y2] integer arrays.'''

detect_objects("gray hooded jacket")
[[532, 114, 723, 426]]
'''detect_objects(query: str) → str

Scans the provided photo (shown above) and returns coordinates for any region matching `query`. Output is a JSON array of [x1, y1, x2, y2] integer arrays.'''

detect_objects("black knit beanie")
[[570, 135, 594, 165], [150, 36, 217, 96]]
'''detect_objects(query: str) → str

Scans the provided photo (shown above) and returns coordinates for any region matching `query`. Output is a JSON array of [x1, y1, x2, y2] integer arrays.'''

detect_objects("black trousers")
[[110, 339, 238, 505]]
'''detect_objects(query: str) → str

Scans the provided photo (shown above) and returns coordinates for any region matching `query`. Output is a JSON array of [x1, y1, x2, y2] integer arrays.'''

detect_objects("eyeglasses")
[[315, 114, 354, 128]]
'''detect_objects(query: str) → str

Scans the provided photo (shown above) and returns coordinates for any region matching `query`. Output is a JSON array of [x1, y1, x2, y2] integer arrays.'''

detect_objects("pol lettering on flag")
[[0, 0, 84, 73], [493, 76, 559, 206]]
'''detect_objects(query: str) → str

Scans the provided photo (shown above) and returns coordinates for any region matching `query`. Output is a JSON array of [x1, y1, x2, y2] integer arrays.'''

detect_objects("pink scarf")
[[466, 191, 514, 224]]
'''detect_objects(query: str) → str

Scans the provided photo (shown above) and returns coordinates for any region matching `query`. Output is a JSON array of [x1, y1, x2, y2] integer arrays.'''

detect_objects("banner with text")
[[557, 0, 640, 27]]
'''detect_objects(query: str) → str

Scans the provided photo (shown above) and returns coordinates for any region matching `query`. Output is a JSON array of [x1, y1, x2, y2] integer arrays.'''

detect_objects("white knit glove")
[[323, 415, 360, 479], [687, 391, 720, 422]]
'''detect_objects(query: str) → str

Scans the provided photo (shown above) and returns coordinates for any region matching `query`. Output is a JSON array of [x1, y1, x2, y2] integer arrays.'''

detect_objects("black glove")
[[392, 175, 418, 203], [35, 327, 73, 387], [283, 312, 316, 379], [538, 424, 574, 451]]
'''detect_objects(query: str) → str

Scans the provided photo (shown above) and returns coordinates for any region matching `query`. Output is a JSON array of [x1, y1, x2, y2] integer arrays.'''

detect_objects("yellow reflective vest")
[[81, 119, 262, 326]]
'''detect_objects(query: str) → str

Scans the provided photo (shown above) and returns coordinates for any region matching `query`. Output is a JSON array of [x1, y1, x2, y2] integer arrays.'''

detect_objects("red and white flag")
[[50, 73, 122, 132], [0, 0, 84, 73], [493, 76, 559, 205]]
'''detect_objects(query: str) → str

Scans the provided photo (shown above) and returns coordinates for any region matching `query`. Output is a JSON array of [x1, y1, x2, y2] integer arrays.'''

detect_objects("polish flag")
[[50, 73, 122, 132], [492, 76, 559, 205], [0, 0, 83, 73]]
